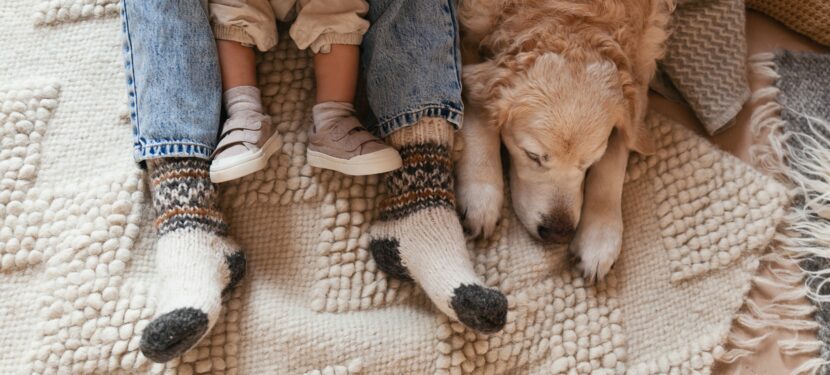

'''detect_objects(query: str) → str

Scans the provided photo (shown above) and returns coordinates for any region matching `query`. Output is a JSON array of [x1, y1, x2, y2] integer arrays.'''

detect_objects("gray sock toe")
[[140, 307, 209, 363], [450, 284, 508, 334]]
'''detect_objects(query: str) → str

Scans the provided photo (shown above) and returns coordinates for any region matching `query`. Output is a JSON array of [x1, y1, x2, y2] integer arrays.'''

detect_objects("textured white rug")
[[0, 2, 789, 374]]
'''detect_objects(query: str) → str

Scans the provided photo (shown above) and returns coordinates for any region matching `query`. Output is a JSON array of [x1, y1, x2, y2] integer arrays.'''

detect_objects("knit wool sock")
[[139, 158, 246, 363], [369, 118, 507, 333]]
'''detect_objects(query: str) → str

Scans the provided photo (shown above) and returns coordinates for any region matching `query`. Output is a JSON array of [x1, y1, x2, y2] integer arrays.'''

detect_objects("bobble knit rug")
[[0, 2, 798, 374]]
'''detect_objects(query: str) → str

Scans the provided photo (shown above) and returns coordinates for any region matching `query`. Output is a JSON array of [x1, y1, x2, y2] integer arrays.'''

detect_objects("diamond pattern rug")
[[0, 2, 790, 373]]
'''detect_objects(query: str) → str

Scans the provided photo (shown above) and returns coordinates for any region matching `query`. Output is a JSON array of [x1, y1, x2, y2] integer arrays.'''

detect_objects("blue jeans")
[[121, 0, 463, 162], [362, 0, 464, 137], [121, 0, 222, 162]]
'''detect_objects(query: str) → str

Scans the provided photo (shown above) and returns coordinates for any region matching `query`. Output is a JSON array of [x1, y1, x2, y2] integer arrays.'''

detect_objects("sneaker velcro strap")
[[341, 129, 380, 152], [212, 129, 262, 157], [220, 114, 266, 138], [328, 116, 364, 141]]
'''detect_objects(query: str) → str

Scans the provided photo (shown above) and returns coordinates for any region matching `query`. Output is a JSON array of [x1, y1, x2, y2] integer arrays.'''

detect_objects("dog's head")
[[464, 52, 654, 242]]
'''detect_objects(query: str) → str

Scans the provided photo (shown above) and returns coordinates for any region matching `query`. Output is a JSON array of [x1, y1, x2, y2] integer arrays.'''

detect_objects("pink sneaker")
[[209, 112, 282, 183], [306, 115, 401, 176]]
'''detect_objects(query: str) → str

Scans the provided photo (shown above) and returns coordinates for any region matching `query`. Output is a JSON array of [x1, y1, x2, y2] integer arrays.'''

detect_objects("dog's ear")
[[585, 60, 655, 155], [591, 38, 658, 156], [463, 60, 512, 106], [617, 79, 656, 155], [463, 60, 513, 127]]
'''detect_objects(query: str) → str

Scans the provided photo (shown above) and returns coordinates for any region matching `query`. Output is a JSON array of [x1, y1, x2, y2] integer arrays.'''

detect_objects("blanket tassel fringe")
[[719, 52, 830, 374]]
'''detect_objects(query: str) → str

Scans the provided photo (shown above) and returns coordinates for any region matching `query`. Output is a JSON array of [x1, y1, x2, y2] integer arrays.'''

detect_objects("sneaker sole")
[[210, 132, 283, 183], [307, 148, 402, 176]]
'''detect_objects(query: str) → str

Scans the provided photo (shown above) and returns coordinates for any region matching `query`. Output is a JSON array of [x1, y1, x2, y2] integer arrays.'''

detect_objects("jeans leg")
[[361, 0, 463, 137], [121, 0, 222, 162]]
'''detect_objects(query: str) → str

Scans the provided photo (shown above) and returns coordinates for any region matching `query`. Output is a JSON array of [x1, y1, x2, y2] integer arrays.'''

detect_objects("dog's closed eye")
[[524, 150, 545, 166]]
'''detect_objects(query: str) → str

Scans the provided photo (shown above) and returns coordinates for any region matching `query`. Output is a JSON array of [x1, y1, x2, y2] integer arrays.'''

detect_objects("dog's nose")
[[537, 214, 575, 243], [537, 224, 574, 243]]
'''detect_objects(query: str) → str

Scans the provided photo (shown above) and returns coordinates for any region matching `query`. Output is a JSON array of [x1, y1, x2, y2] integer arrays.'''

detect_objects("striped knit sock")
[[369, 118, 507, 333], [139, 158, 246, 363]]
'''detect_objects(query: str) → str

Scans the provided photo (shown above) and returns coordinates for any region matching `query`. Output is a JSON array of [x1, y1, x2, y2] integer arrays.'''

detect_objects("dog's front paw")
[[569, 219, 623, 282], [457, 181, 503, 239]]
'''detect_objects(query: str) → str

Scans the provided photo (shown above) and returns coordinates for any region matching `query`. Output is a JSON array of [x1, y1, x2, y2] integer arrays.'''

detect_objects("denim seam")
[[121, 0, 140, 143], [377, 105, 464, 138], [447, 0, 463, 96]]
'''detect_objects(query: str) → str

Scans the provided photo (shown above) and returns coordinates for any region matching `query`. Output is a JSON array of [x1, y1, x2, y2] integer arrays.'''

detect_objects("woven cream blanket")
[[0, 2, 789, 374]]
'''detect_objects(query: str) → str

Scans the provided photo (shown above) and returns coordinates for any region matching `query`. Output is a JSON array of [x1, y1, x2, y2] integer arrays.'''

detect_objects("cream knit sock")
[[225, 85, 264, 117], [140, 158, 246, 363], [311, 101, 356, 132], [369, 118, 507, 333]]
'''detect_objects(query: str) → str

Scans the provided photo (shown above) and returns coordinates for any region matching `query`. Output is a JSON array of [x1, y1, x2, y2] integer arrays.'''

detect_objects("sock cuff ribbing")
[[386, 117, 454, 147], [148, 158, 228, 236]]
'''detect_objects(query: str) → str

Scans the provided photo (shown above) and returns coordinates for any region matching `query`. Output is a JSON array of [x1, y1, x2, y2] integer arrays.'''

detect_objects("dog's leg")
[[455, 104, 504, 239], [569, 131, 628, 282]]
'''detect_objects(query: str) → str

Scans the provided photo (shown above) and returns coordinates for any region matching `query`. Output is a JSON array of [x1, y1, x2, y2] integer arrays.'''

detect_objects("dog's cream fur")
[[456, 0, 672, 281]]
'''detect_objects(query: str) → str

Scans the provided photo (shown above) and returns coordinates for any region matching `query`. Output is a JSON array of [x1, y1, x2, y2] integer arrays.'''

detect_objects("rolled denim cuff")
[[213, 24, 276, 52], [310, 31, 364, 54], [134, 141, 214, 163], [377, 104, 464, 138]]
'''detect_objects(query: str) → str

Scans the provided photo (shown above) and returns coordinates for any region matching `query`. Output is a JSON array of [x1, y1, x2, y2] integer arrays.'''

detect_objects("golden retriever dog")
[[455, 0, 672, 281]]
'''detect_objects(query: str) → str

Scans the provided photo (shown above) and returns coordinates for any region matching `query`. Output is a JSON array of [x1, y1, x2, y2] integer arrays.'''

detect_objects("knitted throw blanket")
[[0, 2, 791, 373], [747, 0, 830, 46], [752, 51, 830, 375]]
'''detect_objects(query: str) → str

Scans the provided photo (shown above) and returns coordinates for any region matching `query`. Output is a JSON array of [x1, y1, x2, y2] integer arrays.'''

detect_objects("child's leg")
[[207, 0, 283, 182], [313, 44, 359, 103], [305, 44, 402, 175], [209, 39, 281, 183], [217, 40, 257, 90], [288, 0, 400, 175]]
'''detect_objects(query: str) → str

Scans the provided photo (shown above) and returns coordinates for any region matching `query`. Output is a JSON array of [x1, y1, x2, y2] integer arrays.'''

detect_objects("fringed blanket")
[[751, 50, 830, 375]]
